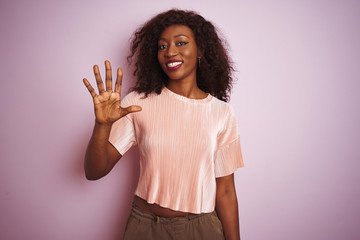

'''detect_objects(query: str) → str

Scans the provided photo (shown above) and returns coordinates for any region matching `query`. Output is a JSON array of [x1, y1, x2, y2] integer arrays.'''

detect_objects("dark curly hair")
[[128, 9, 234, 102]]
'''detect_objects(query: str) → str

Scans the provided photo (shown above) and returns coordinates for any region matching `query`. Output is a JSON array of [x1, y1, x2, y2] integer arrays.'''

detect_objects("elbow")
[[216, 174, 237, 198], [217, 186, 236, 199], [85, 173, 102, 181], [84, 159, 106, 181], [84, 167, 105, 181]]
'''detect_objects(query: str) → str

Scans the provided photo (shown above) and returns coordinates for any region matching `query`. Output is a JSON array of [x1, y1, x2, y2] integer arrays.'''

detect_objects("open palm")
[[83, 60, 141, 125]]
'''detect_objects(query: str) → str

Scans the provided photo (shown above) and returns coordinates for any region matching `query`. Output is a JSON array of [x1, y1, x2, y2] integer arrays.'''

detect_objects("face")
[[157, 24, 200, 83]]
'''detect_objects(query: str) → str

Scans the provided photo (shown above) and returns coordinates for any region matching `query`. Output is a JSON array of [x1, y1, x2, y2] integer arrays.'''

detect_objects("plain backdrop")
[[1, 0, 359, 239]]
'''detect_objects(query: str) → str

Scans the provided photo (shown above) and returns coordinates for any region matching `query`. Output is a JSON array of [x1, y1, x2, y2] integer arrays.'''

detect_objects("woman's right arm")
[[84, 122, 121, 180], [83, 60, 141, 180]]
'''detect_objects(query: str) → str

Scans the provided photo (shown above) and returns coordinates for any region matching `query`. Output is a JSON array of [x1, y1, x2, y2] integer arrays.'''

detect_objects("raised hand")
[[83, 60, 141, 125]]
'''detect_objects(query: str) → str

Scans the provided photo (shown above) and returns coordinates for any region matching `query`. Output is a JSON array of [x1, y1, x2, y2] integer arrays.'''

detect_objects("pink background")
[[1, 0, 359, 239]]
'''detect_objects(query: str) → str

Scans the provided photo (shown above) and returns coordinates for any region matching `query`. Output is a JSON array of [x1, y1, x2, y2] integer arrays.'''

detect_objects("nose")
[[166, 44, 178, 58]]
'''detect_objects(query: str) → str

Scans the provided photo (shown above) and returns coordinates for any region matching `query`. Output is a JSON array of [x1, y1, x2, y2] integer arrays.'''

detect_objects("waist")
[[133, 195, 195, 218]]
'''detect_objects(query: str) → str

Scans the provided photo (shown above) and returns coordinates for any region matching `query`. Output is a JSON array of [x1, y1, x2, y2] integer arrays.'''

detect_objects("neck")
[[166, 80, 199, 98]]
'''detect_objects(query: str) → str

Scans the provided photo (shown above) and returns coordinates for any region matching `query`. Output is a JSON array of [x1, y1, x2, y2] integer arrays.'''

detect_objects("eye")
[[176, 41, 188, 46], [158, 44, 167, 50]]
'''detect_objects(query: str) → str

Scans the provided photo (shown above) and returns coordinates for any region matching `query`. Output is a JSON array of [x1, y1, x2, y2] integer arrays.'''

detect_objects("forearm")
[[84, 121, 113, 180], [216, 186, 240, 240]]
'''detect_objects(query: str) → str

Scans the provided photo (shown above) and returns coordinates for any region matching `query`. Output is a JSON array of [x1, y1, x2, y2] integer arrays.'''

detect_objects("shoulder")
[[122, 90, 142, 102], [121, 90, 153, 105], [121, 90, 163, 109], [211, 97, 236, 116]]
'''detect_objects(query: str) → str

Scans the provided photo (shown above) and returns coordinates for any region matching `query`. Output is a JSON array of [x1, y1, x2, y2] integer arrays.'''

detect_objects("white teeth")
[[167, 62, 182, 67]]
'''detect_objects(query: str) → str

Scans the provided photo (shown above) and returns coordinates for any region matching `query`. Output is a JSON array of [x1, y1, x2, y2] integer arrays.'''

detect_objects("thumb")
[[122, 105, 142, 116]]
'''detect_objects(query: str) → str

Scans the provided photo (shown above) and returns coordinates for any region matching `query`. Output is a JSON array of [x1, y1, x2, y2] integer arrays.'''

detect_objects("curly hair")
[[128, 9, 234, 102]]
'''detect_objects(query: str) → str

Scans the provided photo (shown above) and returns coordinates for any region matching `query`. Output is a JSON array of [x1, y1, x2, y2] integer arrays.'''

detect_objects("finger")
[[83, 78, 97, 98], [105, 60, 112, 91], [93, 65, 105, 93], [115, 67, 123, 94], [122, 105, 142, 116]]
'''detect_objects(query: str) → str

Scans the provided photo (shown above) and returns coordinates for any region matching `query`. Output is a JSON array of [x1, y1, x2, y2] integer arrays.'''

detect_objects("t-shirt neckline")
[[162, 86, 213, 104]]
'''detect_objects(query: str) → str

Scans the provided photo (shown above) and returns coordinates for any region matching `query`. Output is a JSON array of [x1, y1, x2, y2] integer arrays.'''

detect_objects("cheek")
[[157, 53, 165, 68], [157, 53, 167, 73], [183, 48, 198, 64]]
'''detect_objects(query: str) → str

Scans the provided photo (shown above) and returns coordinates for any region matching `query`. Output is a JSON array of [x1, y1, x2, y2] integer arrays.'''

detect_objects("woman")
[[83, 9, 244, 240]]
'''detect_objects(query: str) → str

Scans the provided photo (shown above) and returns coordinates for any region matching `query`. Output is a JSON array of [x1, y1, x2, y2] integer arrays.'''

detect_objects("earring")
[[198, 57, 201, 68]]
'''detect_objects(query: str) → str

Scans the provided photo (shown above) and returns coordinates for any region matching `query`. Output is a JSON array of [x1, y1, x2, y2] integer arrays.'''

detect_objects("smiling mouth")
[[166, 61, 183, 71]]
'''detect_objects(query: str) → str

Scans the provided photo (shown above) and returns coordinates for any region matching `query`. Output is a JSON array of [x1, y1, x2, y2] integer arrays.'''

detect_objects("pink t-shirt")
[[109, 86, 244, 213]]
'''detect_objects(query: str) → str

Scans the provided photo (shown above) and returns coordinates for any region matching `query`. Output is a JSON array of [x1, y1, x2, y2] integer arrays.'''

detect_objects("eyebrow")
[[159, 34, 189, 41]]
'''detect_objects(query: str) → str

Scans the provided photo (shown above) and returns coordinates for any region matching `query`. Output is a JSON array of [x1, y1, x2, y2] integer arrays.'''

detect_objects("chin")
[[166, 73, 185, 81]]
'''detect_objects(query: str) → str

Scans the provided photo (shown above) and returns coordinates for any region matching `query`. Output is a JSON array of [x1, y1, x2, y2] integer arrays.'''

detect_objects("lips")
[[166, 60, 183, 71]]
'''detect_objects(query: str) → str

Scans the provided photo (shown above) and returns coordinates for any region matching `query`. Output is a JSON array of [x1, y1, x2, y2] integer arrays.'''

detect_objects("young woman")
[[83, 9, 244, 240]]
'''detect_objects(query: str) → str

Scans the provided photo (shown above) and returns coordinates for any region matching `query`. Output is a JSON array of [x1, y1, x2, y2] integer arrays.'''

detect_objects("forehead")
[[158, 24, 195, 40]]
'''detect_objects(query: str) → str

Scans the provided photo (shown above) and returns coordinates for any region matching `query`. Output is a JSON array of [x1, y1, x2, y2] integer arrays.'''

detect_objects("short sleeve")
[[214, 105, 244, 178], [108, 93, 137, 156]]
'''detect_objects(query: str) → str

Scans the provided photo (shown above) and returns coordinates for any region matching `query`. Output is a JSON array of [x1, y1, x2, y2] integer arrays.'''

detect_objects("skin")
[[216, 174, 241, 240], [157, 24, 207, 99], [83, 61, 141, 180], [83, 25, 241, 240]]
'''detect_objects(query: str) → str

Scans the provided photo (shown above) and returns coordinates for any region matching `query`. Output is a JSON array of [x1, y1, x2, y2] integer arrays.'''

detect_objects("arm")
[[83, 60, 141, 180], [84, 122, 121, 180], [215, 173, 241, 240]]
